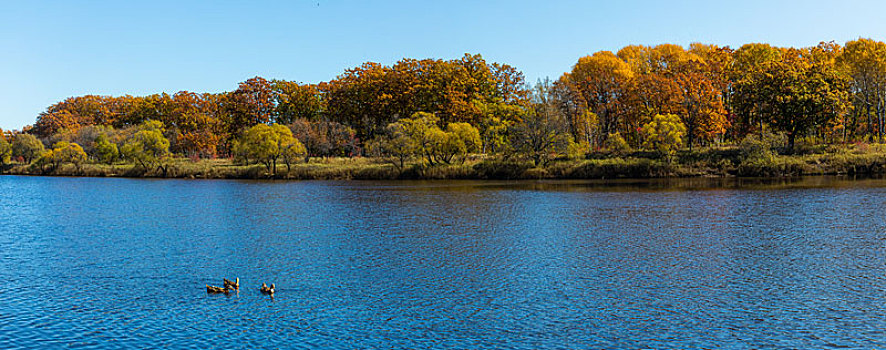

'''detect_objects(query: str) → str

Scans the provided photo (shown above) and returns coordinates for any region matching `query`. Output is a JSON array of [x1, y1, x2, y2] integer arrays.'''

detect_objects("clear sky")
[[2, 0, 885, 130]]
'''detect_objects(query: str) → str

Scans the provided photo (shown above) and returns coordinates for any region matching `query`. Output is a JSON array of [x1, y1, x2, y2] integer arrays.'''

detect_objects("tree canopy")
[[11, 40, 886, 170]]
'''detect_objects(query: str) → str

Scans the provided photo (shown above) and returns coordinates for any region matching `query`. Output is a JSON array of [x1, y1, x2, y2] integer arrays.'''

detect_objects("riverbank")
[[5, 145, 886, 180]]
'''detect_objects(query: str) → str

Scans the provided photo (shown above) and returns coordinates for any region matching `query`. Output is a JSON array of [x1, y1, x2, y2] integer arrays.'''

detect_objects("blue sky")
[[2, 0, 885, 130]]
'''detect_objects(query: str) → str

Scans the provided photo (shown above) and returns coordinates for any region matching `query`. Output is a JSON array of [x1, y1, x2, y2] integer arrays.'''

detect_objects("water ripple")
[[1, 176, 886, 348]]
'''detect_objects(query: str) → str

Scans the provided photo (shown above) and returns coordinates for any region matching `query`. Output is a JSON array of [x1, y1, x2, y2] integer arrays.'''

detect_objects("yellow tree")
[[617, 45, 653, 74], [642, 114, 686, 162], [0, 129, 11, 166], [38, 141, 88, 173], [753, 48, 849, 150], [731, 43, 785, 136], [566, 51, 634, 143], [838, 38, 886, 142]]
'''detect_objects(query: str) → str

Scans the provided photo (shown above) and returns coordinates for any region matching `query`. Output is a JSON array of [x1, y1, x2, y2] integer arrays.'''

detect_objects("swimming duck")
[[223, 278, 240, 290], [260, 283, 275, 295], [206, 285, 230, 294]]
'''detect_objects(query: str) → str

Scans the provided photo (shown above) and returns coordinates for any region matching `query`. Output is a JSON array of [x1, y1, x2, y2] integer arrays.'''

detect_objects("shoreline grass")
[[6, 144, 886, 181]]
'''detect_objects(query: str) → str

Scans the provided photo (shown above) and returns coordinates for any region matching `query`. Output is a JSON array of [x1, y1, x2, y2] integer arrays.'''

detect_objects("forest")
[[3, 39, 886, 179]]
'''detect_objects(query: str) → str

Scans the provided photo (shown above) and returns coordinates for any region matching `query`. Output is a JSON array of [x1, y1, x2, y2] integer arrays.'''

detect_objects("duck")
[[206, 285, 230, 294], [259, 283, 275, 295], [223, 278, 240, 290]]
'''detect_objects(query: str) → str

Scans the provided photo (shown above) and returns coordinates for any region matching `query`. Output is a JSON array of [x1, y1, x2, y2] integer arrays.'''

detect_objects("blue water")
[[1, 176, 885, 349]]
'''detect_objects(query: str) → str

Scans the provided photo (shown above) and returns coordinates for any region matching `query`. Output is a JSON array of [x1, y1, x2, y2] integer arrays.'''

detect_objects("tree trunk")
[[879, 101, 885, 144], [866, 104, 874, 142]]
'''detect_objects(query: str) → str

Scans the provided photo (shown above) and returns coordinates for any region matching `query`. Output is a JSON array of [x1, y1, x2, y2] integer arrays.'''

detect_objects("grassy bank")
[[6, 144, 886, 180]]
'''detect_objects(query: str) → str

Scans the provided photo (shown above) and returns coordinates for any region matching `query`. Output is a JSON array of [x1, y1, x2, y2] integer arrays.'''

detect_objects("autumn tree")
[[223, 77, 276, 136], [288, 119, 358, 161], [672, 61, 728, 149], [731, 43, 784, 137], [168, 91, 224, 157], [550, 78, 597, 146], [272, 80, 324, 124], [624, 44, 727, 149], [323, 54, 527, 144], [838, 38, 886, 142], [752, 48, 849, 150], [322, 62, 396, 142], [565, 51, 634, 143], [32, 95, 116, 137], [0, 130, 10, 166]]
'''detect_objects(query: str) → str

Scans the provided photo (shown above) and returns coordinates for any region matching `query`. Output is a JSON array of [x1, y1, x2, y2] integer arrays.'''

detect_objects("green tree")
[[38, 141, 88, 173], [641, 114, 686, 161], [445, 122, 481, 163], [475, 99, 523, 153], [398, 112, 446, 166], [54, 141, 87, 171], [281, 136, 307, 173], [94, 133, 119, 164], [238, 123, 304, 175], [11, 134, 45, 164], [121, 120, 171, 174], [368, 121, 418, 171], [478, 115, 513, 154]]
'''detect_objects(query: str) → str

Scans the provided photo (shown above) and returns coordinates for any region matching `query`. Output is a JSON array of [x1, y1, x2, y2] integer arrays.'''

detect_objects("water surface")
[[1, 176, 885, 349]]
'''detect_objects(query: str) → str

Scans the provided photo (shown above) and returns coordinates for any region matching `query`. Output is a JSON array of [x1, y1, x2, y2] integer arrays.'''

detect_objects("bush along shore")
[[5, 141, 886, 180]]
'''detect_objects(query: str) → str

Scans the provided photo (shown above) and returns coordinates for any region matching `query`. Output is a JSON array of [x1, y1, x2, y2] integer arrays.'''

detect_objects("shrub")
[[739, 134, 771, 162], [641, 114, 686, 162], [473, 160, 532, 179], [567, 140, 589, 159], [602, 132, 631, 156]]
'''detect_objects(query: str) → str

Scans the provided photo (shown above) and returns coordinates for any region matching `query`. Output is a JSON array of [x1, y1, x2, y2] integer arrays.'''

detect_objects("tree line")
[[3, 39, 886, 173]]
